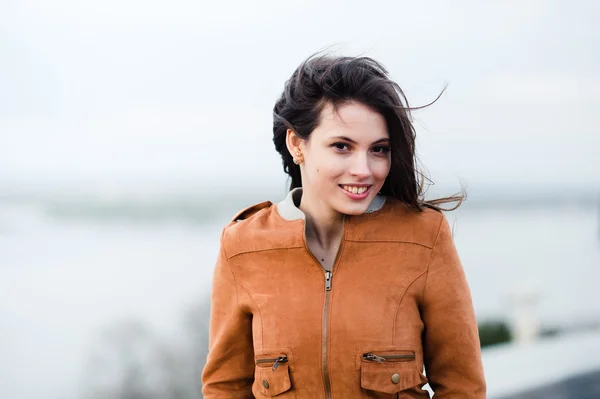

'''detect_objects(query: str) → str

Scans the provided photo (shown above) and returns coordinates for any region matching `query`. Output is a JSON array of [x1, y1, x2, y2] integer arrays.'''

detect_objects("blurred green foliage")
[[478, 320, 512, 348]]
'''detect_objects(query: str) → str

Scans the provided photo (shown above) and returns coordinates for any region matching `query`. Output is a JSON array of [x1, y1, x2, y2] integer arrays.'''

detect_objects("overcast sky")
[[1, 0, 598, 194]]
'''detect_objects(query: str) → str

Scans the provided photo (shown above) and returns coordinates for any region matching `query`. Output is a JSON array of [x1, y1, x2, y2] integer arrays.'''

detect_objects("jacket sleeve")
[[420, 214, 487, 398], [201, 230, 255, 398]]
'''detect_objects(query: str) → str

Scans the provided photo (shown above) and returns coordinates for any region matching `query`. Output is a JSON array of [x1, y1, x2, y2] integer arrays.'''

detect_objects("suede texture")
[[201, 196, 486, 398]]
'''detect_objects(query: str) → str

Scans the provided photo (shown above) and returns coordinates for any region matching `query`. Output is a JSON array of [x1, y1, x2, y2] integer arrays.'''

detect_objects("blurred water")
[[450, 205, 600, 328], [0, 197, 599, 398], [0, 202, 225, 398]]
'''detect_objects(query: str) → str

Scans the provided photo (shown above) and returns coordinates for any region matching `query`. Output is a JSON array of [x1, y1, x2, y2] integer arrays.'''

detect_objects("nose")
[[349, 152, 372, 179]]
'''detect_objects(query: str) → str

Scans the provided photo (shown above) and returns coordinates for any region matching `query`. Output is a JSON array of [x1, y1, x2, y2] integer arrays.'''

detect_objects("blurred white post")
[[506, 281, 542, 343]]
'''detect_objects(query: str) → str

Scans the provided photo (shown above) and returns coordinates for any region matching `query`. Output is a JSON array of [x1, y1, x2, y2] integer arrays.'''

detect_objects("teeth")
[[343, 185, 368, 194]]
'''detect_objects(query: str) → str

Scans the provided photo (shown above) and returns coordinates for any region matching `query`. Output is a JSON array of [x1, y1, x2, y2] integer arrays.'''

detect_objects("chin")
[[334, 201, 371, 216], [340, 208, 368, 216]]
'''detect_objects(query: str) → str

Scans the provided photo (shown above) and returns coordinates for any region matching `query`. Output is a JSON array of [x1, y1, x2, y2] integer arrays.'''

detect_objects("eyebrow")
[[331, 136, 390, 145]]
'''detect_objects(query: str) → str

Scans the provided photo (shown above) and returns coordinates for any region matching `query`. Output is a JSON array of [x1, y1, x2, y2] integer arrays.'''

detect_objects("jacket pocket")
[[360, 350, 426, 397], [252, 354, 293, 397]]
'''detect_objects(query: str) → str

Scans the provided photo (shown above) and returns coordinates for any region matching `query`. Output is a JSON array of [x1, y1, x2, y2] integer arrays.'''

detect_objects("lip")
[[339, 183, 372, 187], [339, 184, 372, 200]]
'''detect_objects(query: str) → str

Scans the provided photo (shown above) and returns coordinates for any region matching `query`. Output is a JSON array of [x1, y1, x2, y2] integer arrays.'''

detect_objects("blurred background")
[[1, 0, 599, 398]]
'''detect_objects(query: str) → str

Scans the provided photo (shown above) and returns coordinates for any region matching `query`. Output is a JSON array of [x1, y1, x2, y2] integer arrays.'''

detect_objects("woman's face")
[[291, 101, 392, 217]]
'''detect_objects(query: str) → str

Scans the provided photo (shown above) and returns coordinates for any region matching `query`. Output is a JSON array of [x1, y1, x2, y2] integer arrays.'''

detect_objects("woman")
[[201, 53, 486, 398]]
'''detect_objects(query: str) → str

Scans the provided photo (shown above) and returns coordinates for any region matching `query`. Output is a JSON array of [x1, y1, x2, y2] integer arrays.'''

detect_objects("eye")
[[332, 142, 349, 151], [372, 145, 391, 154]]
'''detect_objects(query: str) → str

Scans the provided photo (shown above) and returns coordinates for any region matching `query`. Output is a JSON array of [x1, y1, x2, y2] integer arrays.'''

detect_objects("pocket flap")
[[253, 356, 292, 397], [360, 351, 426, 394]]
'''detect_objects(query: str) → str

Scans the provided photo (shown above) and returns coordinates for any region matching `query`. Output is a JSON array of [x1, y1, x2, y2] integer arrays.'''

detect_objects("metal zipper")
[[322, 270, 332, 397], [363, 353, 415, 363], [255, 355, 288, 371], [302, 215, 346, 399]]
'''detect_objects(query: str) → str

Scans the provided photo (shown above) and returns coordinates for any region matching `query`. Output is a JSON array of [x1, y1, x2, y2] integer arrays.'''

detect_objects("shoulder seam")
[[220, 227, 265, 344], [392, 269, 428, 344], [344, 239, 434, 250], [420, 213, 445, 305], [218, 227, 244, 316], [221, 223, 234, 259], [228, 245, 305, 259]]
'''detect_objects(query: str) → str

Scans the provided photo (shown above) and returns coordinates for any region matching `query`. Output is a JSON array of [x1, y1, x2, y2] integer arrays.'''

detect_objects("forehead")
[[313, 101, 388, 141]]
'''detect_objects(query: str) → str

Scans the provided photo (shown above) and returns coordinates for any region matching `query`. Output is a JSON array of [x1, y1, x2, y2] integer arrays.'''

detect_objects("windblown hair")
[[272, 52, 465, 212]]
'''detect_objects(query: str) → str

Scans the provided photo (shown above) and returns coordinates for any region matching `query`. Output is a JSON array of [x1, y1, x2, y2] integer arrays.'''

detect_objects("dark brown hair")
[[272, 52, 465, 212]]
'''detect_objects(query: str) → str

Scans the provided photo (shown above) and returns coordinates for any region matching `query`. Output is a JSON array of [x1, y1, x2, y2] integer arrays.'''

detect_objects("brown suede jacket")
[[201, 188, 486, 398]]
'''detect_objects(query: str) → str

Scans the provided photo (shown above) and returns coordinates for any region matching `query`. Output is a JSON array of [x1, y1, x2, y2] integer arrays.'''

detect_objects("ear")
[[285, 129, 304, 160]]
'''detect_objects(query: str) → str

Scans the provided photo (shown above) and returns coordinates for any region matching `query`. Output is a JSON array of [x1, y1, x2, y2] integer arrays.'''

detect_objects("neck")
[[298, 188, 345, 248]]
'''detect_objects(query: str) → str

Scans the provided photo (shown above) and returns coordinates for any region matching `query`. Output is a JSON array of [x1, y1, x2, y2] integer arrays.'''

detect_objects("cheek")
[[309, 155, 344, 178], [373, 158, 392, 180], [373, 163, 390, 184]]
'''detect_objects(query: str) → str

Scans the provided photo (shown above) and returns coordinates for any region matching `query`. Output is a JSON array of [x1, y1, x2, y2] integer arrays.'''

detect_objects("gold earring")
[[293, 150, 303, 165]]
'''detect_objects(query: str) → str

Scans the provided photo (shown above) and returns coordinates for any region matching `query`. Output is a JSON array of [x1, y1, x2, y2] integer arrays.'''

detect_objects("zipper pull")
[[325, 271, 332, 291], [364, 353, 386, 363], [272, 355, 288, 371]]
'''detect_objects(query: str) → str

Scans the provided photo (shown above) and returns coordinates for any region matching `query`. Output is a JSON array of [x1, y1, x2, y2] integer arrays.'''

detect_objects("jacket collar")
[[276, 187, 386, 221]]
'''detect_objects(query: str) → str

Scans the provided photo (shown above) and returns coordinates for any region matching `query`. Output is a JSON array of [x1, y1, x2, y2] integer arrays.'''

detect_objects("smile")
[[339, 184, 372, 200], [340, 185, 369, 194]]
